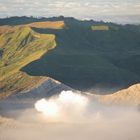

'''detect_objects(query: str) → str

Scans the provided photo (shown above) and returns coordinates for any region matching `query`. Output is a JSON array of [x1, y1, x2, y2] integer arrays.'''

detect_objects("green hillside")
[[0, 17, 140, 94], [0, 26, 56, 98]]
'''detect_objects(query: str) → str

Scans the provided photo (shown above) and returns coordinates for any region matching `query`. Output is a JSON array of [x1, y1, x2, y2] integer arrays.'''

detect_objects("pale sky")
[[0, 0, 140, 24]]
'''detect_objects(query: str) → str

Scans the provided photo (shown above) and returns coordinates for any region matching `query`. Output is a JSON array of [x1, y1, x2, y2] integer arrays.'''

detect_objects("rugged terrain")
[[0, 20, 69, 100], [0, 16, 140, 107], [21, 17, 140, 90]]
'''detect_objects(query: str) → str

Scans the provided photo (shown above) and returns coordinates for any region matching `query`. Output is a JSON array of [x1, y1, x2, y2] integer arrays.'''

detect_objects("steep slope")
[[98, 84, 140, 106], [0, 17, 140, 97], [0, 26, 56, 80], [22, 18, 140, 90], [0, 26, 58, 99]]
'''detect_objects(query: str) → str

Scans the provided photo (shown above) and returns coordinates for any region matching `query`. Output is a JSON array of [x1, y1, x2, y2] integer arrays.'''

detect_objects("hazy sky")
[[0, 0, 140, 23]]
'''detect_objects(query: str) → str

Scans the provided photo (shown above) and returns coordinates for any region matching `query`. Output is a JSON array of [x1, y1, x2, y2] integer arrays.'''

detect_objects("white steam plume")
[[1, 90, 140, 140], [35, 91, 89, 122]]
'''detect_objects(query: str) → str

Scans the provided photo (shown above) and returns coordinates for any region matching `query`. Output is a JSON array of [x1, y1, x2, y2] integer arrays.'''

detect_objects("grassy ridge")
[[28, 21, 65, 29], [0, 26, 56, 98]]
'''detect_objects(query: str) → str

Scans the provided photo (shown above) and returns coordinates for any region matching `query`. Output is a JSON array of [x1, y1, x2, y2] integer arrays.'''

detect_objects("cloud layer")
[[1, 90, 140, 140], [0, 0, 140, 23]]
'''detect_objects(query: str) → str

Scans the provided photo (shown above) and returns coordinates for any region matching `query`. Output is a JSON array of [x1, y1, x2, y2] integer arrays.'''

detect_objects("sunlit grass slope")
[[28, 21, 65, 29], [0, 26, 56, 98], [91, 25, 109, 31], [0, 26, 13, 35]]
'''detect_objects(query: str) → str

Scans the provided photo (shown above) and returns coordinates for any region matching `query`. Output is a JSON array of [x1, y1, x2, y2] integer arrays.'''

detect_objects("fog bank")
[[0, 90, 140, 140]]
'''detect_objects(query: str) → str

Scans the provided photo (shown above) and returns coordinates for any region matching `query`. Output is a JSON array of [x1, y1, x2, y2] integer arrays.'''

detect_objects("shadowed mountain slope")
[[20, 18, 140, 91]]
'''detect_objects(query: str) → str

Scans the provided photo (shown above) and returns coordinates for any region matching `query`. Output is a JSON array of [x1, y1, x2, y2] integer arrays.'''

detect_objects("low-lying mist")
[[0, 90, 140, 140]]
